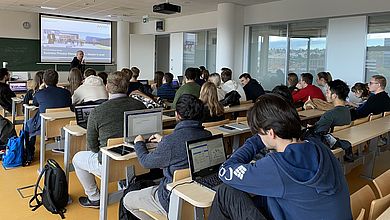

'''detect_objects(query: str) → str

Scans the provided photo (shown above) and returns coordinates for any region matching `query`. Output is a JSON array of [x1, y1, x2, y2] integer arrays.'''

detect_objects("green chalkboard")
[[0, 38, 109, 72], [0, 38, 54, 71]]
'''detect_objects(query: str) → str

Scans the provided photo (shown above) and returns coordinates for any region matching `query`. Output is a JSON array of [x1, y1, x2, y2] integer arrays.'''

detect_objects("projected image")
[[40, 14, 112, 63]]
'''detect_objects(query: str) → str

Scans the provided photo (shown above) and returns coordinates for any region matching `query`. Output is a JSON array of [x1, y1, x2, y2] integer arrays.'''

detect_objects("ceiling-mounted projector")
[[153, 3, 181, 14]]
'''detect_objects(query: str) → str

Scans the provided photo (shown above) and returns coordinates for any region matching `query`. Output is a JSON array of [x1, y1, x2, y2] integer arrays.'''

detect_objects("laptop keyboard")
[[196, 174, 223, 189]]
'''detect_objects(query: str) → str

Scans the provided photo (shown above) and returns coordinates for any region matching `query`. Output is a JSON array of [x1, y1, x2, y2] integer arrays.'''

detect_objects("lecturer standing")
[[70, 50, 85, 73]]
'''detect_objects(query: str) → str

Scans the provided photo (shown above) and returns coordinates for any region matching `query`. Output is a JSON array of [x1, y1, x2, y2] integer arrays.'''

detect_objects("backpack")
[[0, 115, 16, 148], [2, 130, 24, 168], [29, 159, 68, 219]]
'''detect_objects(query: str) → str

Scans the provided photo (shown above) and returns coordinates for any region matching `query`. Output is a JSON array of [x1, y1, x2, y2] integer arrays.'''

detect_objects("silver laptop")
[[124, 108, 163, 147], [186, 134, 226, 191]]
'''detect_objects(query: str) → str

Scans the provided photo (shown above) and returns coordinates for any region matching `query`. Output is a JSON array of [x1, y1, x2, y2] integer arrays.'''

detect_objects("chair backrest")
[[107, 137, 123, 146], [384, 111, 390, 117], [163, 129, 174, 135], [373, 169, 390, 198], [369, 113, 382, 121], [173, 168, 190, 182], [350, 185, 376, 220], [352, 115, 370, 126], [236, 117, 247, 123], [333, 123, 352, 132], [368, 193, 390, 220], [45, 107, 71, 113], [202, 119, 230, 128], [69, 120, 77, 125], [357, 209, 365, 220]]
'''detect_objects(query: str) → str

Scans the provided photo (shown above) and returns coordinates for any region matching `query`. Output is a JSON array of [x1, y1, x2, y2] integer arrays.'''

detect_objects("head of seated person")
[[297, 72, 313, 89], [121, 68, 133, 81], [316, 71, 332, 87], [287, 72, 298, 88], [200, 82, 224, 118], [97, 71, 108, 85], [43, 69, 59, 87], [107, 71, 130, 96], [130, 66, 140, 81], [0, 68, 10, 83], [326, 79, 349, 105], [271, 85, 293, 105], [221, 68, 232, 83], [184, 67, 197, 83], [163, 72, 173, 85], [351, 82, 369, 101], [208, 73, 222, 87], [84, 68, 96, 79], [369, 74, 387, 95], [175, 94, 204, 122]]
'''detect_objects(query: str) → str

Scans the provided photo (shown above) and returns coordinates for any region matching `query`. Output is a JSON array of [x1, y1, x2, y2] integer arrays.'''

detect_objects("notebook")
[[186, 134, 227, 191]]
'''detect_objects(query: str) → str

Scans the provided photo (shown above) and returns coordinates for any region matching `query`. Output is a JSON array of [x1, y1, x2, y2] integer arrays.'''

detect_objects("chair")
[[356, 209, 365, 220], [373, 169, 390, 198], [140, 168, 192, 220], [333, 123, 352, 132], [352, 115, 370, 126], [45, 107, 71, 113], [350, 185, 376, 220], [368, 193, 390, 220], [69, 120, 77, 125], [236, 117, 247, 123], [202, 119, 230, 128], [369, 113, 382, 121], [45, 107, 73, 138]]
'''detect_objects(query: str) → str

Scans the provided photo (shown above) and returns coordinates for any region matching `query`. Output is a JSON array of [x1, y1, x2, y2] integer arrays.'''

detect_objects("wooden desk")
[[224, 103, 254, 114], [11, 97, 23, 124], [333, 117, 390, 178], [206, 122, 251, 150], [167, 177, 215, 220], [377, 206, 390, 220], [99, 145, 149, 220], [39, 111, 75, 173], [63, 125, 87, 183], [298, 109, 325, 120]]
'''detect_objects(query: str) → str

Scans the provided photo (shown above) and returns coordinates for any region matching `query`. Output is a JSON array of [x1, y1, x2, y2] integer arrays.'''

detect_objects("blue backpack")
[[2, 130, 25, 168]]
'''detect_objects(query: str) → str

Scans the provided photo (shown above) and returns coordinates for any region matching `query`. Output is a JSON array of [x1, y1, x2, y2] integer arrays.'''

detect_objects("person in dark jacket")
[[209, 94, 352, 220], [123, 94, 212, 218], [25, 69, 72, 165], [157, 72, 176, 101], [351, 75, 390, 120], [0, 68, 16, 113], [23, 70, 44, 105], [239, 73, 265, 102], [127, 66, 144, 95], [70, 50, 85, 72]]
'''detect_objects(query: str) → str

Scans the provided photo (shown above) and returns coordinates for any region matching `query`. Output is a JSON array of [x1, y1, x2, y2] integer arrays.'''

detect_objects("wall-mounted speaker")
[[156, 20, 165, 32]]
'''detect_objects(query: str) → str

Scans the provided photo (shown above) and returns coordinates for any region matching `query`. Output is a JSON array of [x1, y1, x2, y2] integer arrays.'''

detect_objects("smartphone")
[[108, 145, 135, 156], [220, 125, 236, 130]]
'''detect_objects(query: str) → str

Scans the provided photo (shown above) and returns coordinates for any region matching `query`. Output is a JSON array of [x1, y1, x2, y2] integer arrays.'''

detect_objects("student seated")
[[25, 69, 72, 165], [157, 72, 176, 101], [151, 71, 164, 96], [0, 68, 16, 112], [68, 68, 83, 95], [72, 71, 145, 208], [292, 72, 326, 105], [208, 73, 226, 101], [347, 82, 369, 107], [23, 70, 44, 105], [72, 73, 108, 105], [287, 72, 299, 93], [351, 74, 390, 120], [271, 85, 293, 104], [84, 68, 96, 78], [199, 82, 225, 123], [97, 71, 108, 85], [316, 71, 332, 97], [220, 68, 247, 101], [172, 68, 201, 109], [123, 94, 212, 218], [209, 94, 352, 220], [239, 73, 265, 102], [127, 66, 144, 95]]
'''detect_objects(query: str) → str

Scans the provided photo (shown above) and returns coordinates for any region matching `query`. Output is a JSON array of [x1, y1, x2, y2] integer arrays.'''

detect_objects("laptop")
[[9, 81, 28, 93], [172, 80, 180, 89], [139, 80, 149, 85], [186, 134, 227, 191], [75, 105, 98, 129], [124, 108, 163, 148], [177, 76, 183, 85]]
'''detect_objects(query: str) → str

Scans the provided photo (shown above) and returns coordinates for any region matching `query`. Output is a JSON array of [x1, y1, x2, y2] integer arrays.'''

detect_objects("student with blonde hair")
[[199, 82, 225, 122], [208, 73, 226, 101]]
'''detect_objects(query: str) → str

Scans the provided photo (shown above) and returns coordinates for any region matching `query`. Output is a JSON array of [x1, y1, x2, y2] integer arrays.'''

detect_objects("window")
[[247, 20, 327, 90], [366, 14, 390, 93], [183, 30, 217, 73]]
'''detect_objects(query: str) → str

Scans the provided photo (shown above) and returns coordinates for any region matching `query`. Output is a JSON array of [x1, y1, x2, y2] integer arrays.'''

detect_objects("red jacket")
[[292, 84, 326, 103]]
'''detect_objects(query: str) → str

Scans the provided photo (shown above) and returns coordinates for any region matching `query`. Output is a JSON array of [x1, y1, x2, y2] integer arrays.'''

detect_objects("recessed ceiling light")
[[40, 6, 57, 10]]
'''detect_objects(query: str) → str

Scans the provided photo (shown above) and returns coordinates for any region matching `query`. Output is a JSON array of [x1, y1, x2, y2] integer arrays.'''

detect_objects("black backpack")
[[220, 90, 241, 107], [29, 159, 69, 219], [0, 115, 16, 149]]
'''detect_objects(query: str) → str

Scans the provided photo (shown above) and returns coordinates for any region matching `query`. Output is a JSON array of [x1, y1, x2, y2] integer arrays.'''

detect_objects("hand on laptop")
[[134, 135, 145, 143], [148, 134, 162, 143]]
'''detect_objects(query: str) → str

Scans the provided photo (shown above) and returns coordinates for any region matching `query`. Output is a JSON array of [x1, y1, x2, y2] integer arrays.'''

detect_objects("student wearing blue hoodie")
[[209, 94, 352, 220]]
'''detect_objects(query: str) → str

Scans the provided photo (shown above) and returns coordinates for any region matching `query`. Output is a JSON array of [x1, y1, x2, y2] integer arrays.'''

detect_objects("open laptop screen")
[[9, 81, 27, 93], [124, 108, 163, 143], [75, 105, 98, 129], [187, 134, 226, 176]]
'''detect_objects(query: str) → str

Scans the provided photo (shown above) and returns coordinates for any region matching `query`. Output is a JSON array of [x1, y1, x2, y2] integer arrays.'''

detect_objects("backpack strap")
[[29, 165, 48, 211]]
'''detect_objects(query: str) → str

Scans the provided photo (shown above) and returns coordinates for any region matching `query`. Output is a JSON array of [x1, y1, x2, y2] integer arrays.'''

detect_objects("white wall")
[[0, 10, 38, 39], [169, 33, 184, 77], [130, 34, 155, 80], [326, 16, 367, 86], [244, 0, 390, 25]]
